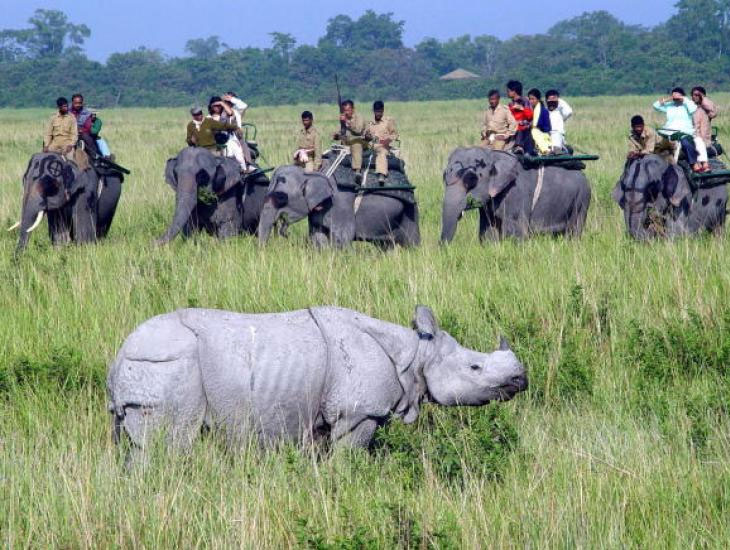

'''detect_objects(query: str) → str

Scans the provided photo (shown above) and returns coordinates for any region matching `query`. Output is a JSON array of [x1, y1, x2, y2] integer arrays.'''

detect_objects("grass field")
[[1, 96, 730, 548]]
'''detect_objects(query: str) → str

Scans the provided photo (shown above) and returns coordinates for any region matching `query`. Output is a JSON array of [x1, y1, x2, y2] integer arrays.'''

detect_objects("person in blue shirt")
[[653, 87, 701, 172]]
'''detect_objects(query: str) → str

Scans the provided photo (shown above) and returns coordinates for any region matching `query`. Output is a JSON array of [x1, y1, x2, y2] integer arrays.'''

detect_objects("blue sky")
[[1, 0, 676, 61]]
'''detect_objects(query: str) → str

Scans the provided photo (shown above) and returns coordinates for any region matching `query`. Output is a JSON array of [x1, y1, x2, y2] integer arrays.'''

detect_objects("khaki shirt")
[[295, 126, 322, 167], [196, 117, 238, 149], [628, 127, 657, 156], [186, 120, 201, 146], [44, 112, 78, 149], [367, 116, 398, 143], [482, 104, 517, 139], [342, 112, 367, 139]]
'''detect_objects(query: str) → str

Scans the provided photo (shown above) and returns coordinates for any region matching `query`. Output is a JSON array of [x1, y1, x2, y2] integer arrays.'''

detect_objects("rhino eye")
[[470, 364, 481, 371]]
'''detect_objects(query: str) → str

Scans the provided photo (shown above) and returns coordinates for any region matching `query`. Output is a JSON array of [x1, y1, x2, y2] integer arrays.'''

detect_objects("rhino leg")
[[331, 417, 379, 449]]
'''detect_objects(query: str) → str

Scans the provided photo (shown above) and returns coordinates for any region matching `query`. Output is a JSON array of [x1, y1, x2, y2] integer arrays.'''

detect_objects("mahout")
[[107, 305, 527, 462], [440, 148, 591, 243], [158, 146, 270, 244]]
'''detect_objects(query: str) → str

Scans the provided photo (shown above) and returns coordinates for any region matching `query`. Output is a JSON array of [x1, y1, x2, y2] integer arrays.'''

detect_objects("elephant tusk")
[[6, 221, 20, 231], [26, 211, 44, 233]]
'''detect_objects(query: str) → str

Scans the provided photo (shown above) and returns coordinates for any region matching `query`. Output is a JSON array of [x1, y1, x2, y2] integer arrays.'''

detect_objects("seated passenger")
[[527, 89, 552, 155], [195, 98, 239, 155], [627, 116, 657, 160], [653, 88, 701, 172], [545, 90, 572, 154], [692, 86, 716, 170], [293, 110, 322, 172], [506, 80, 535, 154], [43, 97, 77, 160], [186, 106, 204, 147], [481, 89, 517, 151], [365, 100, 399, 185], [90, 111, 112, 158], [222, 92, 254, 173], [70, 93, 100, 159]]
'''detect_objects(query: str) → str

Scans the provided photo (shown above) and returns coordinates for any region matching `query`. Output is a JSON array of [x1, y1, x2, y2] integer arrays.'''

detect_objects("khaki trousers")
[[344, 138, 366, 171], [373, 144, 390, 175]]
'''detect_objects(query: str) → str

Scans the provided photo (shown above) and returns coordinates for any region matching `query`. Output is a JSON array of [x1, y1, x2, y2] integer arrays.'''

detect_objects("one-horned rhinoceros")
[[107, 305, 528, 458]]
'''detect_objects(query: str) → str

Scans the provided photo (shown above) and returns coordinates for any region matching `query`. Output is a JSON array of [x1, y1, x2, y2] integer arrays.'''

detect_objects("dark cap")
[[190, 105, 203, 115]]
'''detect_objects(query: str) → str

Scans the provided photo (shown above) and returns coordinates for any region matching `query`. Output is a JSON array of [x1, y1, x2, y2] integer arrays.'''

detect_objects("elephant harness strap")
[[531, 165, 546, 213]]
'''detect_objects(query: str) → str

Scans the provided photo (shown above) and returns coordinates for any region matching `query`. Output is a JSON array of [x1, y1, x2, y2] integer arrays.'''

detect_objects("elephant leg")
[[393, 203, 420, 247], [48, 209, 71, 246], [331, 417, 378, 450], [478, 206, 500, 242], [71, 186, 98, 244], [96, 174, 122, 239], [212, 192, 242, 239]]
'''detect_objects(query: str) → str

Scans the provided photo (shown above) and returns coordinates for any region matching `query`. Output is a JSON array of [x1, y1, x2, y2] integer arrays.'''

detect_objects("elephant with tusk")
[[107, 305, 527, 463], [440, 147, 591, 243], [12, 152, 103, 254]]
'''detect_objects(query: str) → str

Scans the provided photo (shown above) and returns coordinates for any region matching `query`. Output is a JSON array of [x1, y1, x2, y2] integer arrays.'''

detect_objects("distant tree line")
[[0, 1, 728, 108]]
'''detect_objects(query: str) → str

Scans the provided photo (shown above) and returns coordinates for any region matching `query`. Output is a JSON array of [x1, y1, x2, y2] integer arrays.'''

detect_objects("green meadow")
[[1, 96, 729, 547]]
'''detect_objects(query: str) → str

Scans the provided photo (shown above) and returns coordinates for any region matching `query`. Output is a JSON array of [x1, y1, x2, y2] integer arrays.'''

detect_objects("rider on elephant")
[[333, 99, 367, 184], [71, 94, 100, 159], [194, 97, 239, 155], [43, 97, 77, 161], [364, 101, 399, 185], [294, 110, 322, 173]]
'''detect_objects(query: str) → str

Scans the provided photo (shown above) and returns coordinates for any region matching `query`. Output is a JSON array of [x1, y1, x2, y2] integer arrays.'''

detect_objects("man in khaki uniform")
[[186, 105, 204, 146], [293, 111, 322, 172], [627, 115, 658, 159], [481, 90, 517, 150], [333, 99, 367, 182], [365, 101, 399, 184], [43, 97, 78, 160]]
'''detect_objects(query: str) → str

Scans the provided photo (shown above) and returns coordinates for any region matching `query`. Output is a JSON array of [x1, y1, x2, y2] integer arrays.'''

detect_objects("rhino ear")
[[164, 158, 178, 189], [412, 305, 439, 340], [499, 336, 511, 351]]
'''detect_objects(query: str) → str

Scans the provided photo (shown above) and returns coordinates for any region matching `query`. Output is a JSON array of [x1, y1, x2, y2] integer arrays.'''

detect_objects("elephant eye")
[[469, 364, 482, 371]]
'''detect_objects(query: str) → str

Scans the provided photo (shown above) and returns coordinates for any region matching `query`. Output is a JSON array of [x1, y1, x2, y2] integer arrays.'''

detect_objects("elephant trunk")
[[257, 202, 279, 244], [440, 182, 468, 243], [626, 204, 649, 240], [158, 178, 197, 245]]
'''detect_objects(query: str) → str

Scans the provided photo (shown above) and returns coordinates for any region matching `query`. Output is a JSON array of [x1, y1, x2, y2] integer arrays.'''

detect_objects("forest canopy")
[[0, 1, 728, 107]]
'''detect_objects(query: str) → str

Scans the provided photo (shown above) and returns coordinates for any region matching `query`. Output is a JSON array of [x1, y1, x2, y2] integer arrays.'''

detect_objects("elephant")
[[440, 147, 591, 242], [107, 305, 528, 460], [612, 154, 727, 240], [158, 147, 269, 243], [11, 152, 123, 253], [257, 165, 420, 248]]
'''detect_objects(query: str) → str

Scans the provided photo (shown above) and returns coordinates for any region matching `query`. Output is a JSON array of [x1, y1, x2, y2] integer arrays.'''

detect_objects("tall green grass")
[[1, 96, 729, 547]]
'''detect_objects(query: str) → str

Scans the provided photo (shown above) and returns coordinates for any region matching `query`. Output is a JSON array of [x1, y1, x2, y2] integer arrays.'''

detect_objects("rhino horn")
[[499, 336, 511, 351]]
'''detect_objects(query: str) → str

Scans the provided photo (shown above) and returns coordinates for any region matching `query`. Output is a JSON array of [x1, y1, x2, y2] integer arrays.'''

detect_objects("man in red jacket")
[[506, 80, 535, 155]]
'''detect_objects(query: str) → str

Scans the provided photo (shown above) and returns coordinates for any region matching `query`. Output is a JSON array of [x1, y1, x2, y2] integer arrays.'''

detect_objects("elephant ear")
[[303, 174, 333, 211], [611, 181, 625, 209], [62, 163, 77, 192], [213, 158, 241, 195], [487, 152, 519, 198], [663, 165, 691, 207], [641, 155, 667, 186], [164, 158, 178, 190]]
